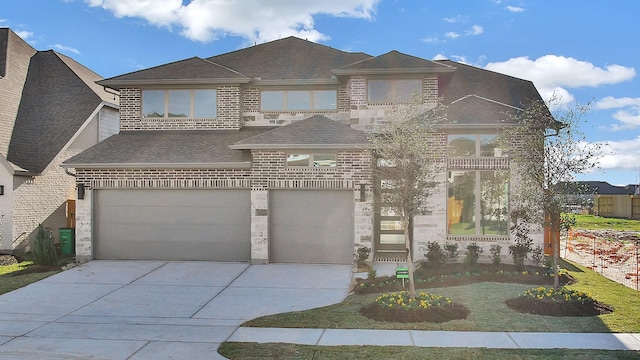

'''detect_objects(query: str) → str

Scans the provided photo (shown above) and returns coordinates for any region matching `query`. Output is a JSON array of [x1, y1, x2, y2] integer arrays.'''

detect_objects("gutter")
[[60, 162, 252, 170]]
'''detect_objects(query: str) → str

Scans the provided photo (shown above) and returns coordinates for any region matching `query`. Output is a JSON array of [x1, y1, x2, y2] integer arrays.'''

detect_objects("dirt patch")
[[505, 297, 614, 317], [360, 302, 469, 323]]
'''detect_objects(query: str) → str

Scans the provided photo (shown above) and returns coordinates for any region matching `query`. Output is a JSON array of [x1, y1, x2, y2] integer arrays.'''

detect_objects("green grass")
[[573, 214, 640, 231], [218, 343, 640, 359], [0, 261, 61, 295], [243, 259, 639, 333]]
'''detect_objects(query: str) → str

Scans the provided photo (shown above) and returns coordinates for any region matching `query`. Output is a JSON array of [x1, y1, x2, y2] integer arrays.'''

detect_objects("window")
[[368, 79, 421, 103], [261, 90, 337, 111], [447, 170, 509, 236], [448, 134, 507, 157], [142, 89, 217, 118], [286, 154, 336, 167]]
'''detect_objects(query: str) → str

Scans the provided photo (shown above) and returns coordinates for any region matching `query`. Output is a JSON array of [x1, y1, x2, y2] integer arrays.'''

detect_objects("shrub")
[[530, 245, 544, 266], [443, 242, 459, 263], [355, 246, 371, 267], [490, 244, 502, 266], [425, 242, 446, 269], [367, 268, 377, 280], [32, 224, 58, 267], [509, 210, 533, 271], [464, 242, 483, 269], [375, 291, 452, 310]]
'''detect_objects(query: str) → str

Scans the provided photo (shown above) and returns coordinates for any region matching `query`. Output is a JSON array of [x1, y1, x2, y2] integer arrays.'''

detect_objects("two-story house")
[[63, 37, 545, 264], [0, 28, 119, 254]]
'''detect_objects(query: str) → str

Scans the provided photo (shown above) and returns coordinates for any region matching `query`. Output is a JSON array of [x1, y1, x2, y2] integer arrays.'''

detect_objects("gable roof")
[[443, 95, 522, 126], [207, 37, 371, 81], [98, 57, 250, 89], [230, 115, 368, 150], [5, 49, 118, 173], [334, 50, 455, 75], [437, 60, 543, 109], [63, 129, 273, 169]]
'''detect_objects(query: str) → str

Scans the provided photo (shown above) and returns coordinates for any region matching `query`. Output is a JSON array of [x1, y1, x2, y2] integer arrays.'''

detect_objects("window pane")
[[368, 80, 392, 102], [448, 171, 476, 235], [312, 154, 336, 167], [480, 171, 509, 235], [380, 234, 405, 245], [287, 91, 311, 110], [448, 135, 476, 157], [193, 89, 216, 118], [261, 91, 284, 111], [287, 154, 310, 166], [168, 90, 190, 117], [380, 220, 403, 231], [142, 90, 165, 117], [314, 90, 337, 109], [395, 79, 421, 102], [480, 134, 507, 157]]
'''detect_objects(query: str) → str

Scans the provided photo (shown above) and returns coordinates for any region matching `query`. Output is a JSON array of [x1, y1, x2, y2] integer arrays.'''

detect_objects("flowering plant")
[[520, 286, 593, 304], [375, 291, 453, 310]]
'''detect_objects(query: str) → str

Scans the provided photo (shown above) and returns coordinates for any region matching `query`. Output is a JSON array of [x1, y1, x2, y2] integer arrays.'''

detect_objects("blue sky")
[[2, 0, 639, 185]]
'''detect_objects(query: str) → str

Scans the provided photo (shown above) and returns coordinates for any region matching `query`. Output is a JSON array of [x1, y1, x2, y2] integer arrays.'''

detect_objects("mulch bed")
[[505, 297, 614, 317], [360, 302, 470, 323]]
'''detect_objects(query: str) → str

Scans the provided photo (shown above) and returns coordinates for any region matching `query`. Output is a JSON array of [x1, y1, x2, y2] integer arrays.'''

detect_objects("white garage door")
[[95, 189, 250, 261], [270, 190, 354, 264]]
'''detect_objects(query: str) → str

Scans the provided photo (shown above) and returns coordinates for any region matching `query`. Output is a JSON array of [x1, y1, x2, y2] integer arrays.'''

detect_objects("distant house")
[[63, 37, 546, 264], [0, 28, 119, 254], [571, 181, 640, 219]]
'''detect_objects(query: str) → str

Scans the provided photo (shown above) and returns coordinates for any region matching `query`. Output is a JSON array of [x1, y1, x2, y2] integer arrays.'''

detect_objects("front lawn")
[[243, 259, 640, 333], [0, 257, 63, 295]]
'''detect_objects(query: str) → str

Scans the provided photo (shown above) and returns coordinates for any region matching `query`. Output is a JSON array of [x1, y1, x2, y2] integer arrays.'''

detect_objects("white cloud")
[[485, 55, 635, 107], [443, 15, 467, 23], [506, 6, 525, 12], [14, 30, 34, 41], [596, 138, 640, 171], [432, 54, 448, 61], [596, 96, 640, 109], [50, 43, 81, 55], [421, 36, 444, 44], [445, 32, 460, 39], [465, 25, 483, 36], [84, 0, 379, 43]]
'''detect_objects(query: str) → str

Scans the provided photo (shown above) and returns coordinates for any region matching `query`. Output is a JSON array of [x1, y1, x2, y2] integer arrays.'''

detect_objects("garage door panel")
[[96, 189, 250, 261], [271, 191, 353, 264]]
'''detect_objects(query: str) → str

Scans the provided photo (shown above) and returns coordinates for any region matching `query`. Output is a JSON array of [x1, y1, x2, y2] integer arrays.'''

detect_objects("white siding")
[[99, 107, 119, 141]]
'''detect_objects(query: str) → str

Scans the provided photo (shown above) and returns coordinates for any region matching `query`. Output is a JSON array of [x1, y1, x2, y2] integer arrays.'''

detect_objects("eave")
[[229, 143, 369, 150], [61, 162, 252, 170], [97, 77, 252, 90]]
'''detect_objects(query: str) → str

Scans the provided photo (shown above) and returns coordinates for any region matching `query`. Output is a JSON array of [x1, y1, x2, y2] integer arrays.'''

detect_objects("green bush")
[[464, 242, 483, 269], [32, 224, 58, 267], [443, 242, 459, 263], [425, 241, 446, 269], [490, 244, 502, 266]]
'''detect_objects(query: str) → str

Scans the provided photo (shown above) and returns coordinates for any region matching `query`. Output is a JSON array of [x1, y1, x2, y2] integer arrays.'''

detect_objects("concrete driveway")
[[0, 261, 353, 359]]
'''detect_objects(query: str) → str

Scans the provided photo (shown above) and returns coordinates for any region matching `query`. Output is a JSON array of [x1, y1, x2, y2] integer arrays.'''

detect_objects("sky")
[[2, 0, 639, 186]]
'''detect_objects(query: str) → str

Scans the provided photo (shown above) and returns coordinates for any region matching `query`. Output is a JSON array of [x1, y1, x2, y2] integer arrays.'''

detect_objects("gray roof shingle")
[[63, 128, 274, 167], [336, 50, 455, 74], [231, 115, 368, 149]]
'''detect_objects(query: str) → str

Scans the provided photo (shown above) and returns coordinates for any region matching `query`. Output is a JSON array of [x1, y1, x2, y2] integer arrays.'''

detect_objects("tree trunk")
[[403, 219, 416, 298]]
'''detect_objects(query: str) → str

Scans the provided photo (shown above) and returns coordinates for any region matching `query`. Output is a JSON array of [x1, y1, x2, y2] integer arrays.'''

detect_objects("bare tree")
[[505, 95, 602, 289], [369, 101, 445, 298]]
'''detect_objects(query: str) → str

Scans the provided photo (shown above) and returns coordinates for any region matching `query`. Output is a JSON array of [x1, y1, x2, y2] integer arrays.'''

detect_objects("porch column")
[[75, 188, 92, 262], [250, 188, 269, 264]]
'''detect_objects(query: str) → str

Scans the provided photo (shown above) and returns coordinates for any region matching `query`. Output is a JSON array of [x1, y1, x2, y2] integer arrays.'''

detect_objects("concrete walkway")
[[0, 261, 638, 359]]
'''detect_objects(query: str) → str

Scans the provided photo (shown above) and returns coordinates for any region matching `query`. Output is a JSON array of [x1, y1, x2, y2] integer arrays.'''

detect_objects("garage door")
[[270, 190, 354, 264], [95, 189, 250, 261]]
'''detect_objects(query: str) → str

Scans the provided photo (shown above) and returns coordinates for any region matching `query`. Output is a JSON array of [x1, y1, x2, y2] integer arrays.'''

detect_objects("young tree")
[[369, 100, 445, 298], [505, 96, 602, 288]]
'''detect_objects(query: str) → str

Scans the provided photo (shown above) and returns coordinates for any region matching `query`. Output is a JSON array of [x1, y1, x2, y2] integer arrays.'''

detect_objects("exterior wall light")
[[0, 185, 3, 195], [77, 183, 85, 200]]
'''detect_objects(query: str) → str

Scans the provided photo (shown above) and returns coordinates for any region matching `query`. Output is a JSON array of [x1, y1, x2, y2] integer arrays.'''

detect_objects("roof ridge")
[[451, 94, 522, 110]]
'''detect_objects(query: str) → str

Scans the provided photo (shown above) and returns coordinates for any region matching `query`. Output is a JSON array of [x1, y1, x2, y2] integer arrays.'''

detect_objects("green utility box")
[[59, 228, 75, 255]]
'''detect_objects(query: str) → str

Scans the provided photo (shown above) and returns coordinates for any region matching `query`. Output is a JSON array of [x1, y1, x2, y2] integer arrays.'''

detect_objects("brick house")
[[0, 28, 119, 253], [63, 37, 545, 264]]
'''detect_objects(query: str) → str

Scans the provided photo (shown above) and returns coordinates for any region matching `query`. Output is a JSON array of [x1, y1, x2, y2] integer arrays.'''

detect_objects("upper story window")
[[368, 79, 421, 103], [142, 89, 217, 118], [286, 154, 336, 167], [448, 134, 507, 157], [261, 90, 337, 111]]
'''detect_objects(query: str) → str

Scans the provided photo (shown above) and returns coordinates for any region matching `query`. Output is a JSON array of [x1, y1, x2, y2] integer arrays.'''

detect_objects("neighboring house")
[[572, 181, 640, 219], [0, 28, 119, 254], [63, 37, 545, 264]]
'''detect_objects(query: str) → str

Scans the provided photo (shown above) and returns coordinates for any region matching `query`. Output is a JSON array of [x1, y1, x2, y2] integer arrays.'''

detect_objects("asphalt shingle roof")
[[6, 50, 116, 173], [232, 115, 368, 149], [339, 51, 454, 73], [63, 129, 273, 167], [444, 95, 521, 125]]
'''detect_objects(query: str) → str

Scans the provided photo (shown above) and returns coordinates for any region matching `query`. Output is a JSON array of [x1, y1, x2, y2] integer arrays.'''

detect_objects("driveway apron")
[[0, 261, 353, 359]]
